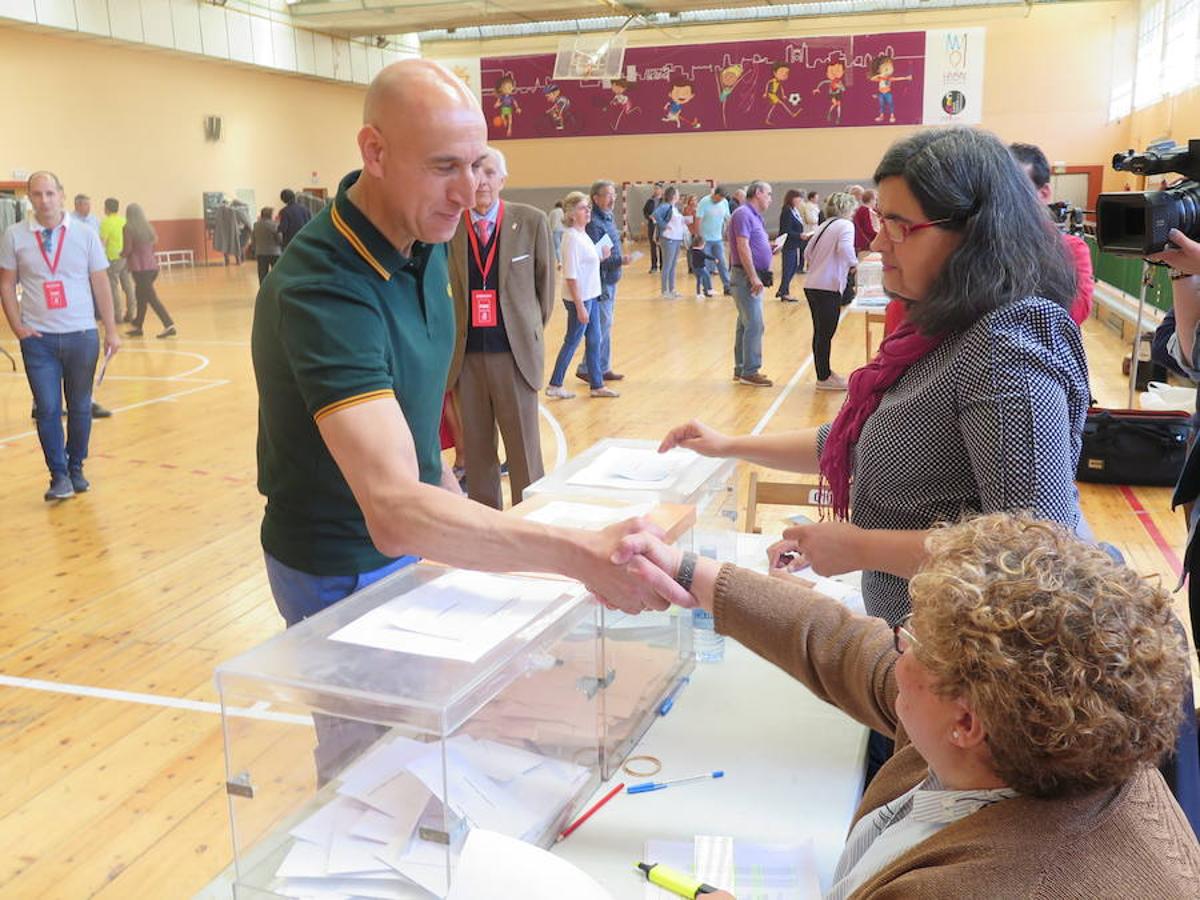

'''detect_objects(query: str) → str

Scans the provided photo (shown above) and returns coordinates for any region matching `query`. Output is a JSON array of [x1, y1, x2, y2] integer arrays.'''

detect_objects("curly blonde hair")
[[909, 512, 1189, 799]]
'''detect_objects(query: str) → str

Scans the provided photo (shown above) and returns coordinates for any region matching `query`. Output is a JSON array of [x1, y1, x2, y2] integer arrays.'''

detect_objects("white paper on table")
[[329, 571, 576, 662], [374, 835, 450, 897], [523, 499, 655, 530], [695, 835, 735, 892], [448, 829, 614, 900]]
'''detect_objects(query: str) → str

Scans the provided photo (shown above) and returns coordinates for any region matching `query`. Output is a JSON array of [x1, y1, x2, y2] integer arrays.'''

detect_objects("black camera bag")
[[1075, 407, 1190, 486]]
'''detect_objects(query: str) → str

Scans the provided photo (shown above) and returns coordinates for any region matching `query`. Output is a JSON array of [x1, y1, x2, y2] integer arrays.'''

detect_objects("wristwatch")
[[674, 551, 698, 592]]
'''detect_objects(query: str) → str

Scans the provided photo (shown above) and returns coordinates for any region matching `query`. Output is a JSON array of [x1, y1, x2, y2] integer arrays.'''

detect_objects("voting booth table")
[[214, 441, 865, 898]]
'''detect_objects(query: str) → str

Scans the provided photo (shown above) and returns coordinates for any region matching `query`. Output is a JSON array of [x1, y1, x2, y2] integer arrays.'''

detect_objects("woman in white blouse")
[[803, 191, 859, 391], [545, 192, 619, 400]]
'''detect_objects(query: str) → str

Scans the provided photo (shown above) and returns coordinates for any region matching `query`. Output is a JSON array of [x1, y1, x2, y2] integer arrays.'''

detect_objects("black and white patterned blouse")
[[819, 296, 1089, 624]]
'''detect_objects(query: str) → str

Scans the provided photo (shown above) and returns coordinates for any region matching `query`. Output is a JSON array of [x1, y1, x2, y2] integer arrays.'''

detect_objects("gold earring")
[[952, 730, 960, 740]]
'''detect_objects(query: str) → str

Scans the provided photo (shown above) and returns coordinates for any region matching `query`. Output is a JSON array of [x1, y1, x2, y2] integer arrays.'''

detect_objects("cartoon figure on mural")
[[606, 78, 642, 132], [868, 53, 912, 123], [492, 73, 521, 137], [713, 63, 747, 128], [812, 58, 848, 125], [662, 78, 702, 129], [544, 83, 572, 132], [763, 62, 802, 124]]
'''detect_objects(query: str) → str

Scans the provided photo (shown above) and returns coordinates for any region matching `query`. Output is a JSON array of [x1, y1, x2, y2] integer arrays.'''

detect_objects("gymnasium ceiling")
[[282, 0, 967, 39]]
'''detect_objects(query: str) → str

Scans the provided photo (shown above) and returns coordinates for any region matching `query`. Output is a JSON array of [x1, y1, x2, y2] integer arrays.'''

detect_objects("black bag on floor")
[[1075, 407, 1190, 486]]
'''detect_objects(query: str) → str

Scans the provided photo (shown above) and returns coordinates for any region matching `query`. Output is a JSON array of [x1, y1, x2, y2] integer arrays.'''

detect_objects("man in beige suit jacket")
[[447, 147, 555, 509]]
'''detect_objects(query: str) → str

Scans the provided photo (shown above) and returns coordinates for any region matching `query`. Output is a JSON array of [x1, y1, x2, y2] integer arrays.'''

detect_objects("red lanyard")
[[37, 225, 66, 276], [464, 201, 504, 283]]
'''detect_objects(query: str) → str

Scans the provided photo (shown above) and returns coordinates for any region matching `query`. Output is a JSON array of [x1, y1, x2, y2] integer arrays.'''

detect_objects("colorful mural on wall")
[[480, 31, 941, 140]]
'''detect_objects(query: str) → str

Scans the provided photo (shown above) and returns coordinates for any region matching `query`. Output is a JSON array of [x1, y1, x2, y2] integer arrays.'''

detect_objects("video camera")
[[1095, 138, 1200, 256], [1048, 201, 1087, 236]]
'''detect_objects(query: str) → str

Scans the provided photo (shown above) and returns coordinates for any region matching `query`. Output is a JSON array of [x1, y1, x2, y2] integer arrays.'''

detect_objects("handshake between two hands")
[[585, 515, 864, 615]]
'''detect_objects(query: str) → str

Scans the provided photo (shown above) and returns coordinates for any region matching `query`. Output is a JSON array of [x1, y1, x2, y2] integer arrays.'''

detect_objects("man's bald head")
[[363, 59, 480, 128]]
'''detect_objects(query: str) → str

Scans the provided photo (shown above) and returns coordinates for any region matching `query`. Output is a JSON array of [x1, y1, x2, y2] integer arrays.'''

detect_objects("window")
[[1117, 0, 1200, 117]]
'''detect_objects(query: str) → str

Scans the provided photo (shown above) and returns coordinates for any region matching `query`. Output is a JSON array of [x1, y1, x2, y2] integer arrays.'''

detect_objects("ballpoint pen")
[[627, 770, 724, 794], [658, 676, 690, 715], [556, 782, 624, 842]]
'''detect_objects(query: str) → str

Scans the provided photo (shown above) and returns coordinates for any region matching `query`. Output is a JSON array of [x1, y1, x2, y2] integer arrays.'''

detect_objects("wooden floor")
[[0, 253, 1192, 898]]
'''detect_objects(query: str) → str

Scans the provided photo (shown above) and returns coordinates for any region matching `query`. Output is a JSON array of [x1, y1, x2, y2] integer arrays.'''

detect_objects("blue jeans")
[[730, 267, 764, 376], [878, 91, 895, 118], [264, 551, 418, 627], [704, 240, 730, 290], [660, 239, 681, 295], [552, 228, 564, 264], [577, 282, 616, 378], [264, 551, 417, 784], [21, 329, 99, 476], [695, 265, 712, 294], [550, 298, 603, 389]]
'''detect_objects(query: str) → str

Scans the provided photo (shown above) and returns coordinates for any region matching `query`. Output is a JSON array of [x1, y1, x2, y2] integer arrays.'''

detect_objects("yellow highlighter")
[[636, 861, 721, 898]]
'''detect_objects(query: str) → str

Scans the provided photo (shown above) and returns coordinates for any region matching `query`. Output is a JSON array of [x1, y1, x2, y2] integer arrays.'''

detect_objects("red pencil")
[[556, 781, 625, 842]]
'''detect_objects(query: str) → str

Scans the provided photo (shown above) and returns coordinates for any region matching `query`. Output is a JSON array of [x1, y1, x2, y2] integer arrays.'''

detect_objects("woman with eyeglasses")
[[612, 513, 1200, 897], [660, 127, 1086, 627]]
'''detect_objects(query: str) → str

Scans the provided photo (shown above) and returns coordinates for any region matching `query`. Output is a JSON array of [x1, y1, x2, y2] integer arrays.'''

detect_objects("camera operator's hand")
[[1149, 229, 1200, 276]]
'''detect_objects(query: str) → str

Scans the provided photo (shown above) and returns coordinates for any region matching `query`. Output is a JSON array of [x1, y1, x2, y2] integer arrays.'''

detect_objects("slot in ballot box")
[[215, 560, 692, 898], [522, 438, 740, 561]]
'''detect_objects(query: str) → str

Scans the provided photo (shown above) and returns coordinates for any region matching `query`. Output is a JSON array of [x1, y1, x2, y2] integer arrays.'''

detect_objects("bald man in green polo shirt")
[[251, 60, 685, 629]]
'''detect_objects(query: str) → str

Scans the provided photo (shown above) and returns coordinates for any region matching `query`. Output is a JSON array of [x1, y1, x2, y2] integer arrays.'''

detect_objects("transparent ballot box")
[[523, 438, 740, 561], [215, 562, 692, 898]]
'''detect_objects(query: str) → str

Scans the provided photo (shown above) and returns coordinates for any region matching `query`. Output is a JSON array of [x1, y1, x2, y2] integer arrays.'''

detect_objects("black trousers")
[[804, 287, 842, 380], [646, 222, 660, 269], [131, 270, 174, 329], [257, 254, 278, 286]]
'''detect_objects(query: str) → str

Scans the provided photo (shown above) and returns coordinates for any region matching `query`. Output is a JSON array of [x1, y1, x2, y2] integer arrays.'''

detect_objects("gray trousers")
[[457, 351, 545, 509], [106, 257, 135, 320]]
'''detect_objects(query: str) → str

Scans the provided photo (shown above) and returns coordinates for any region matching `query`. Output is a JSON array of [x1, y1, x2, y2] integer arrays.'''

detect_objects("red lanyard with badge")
[[464, 201, 503, 328], [38, 225, 68, 309]]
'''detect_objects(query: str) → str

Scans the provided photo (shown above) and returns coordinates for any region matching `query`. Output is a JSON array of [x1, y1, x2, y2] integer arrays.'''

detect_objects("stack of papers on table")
[[566, 447, 724, 496], [275, 734, 591, 899], [329, 570, 586, 662]]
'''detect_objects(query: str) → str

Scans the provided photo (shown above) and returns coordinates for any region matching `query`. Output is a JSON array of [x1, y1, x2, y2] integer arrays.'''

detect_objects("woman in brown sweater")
[[615, 513, 1200, 898]]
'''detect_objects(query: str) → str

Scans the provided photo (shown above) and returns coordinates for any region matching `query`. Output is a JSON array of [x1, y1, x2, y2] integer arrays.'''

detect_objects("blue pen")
[[658, 676, 690, 715], [627, 771, 725, 794]]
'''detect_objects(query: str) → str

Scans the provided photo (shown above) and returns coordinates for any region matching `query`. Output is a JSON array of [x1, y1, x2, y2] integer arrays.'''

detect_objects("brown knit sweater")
[[712, 564, 1200, 899]]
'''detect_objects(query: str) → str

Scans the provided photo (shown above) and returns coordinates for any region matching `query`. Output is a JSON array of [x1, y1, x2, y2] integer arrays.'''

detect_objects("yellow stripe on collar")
[[331, 203, 391, 281]]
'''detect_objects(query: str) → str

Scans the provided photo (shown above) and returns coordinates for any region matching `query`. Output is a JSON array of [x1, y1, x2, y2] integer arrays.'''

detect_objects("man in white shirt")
[[0, 172, 121, 500], [70, 194, 99, 233]]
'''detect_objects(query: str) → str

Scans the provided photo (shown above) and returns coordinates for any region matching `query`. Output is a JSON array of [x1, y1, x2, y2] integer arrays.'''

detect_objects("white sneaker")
[[589, 387, 620, 398], [545, 385, 576, 399], [816, 373, 849, 392], [695, 292, 703, 299]]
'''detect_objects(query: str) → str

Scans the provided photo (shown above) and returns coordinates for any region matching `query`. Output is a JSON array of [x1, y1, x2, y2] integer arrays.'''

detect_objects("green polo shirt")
[[251, 170, 454, 575]]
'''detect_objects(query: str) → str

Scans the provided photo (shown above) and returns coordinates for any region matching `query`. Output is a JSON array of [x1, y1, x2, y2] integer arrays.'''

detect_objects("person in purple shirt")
[[729, 181, 777, 387]]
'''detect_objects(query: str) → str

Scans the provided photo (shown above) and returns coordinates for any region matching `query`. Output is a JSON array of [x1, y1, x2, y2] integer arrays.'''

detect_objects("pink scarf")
[[819, 321, 944, 519]]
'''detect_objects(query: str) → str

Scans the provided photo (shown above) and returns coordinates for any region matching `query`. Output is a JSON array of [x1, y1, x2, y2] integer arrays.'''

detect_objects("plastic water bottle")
[[691, 607, 725, 663], [693, 540, 726, 663]]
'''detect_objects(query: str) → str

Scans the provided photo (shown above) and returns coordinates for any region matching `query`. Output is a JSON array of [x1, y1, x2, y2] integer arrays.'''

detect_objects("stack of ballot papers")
[[274, 734, 591, 899], [566, 447, 725, 497], [522, 499, 655, 530], [328, 570, 587, 662]]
